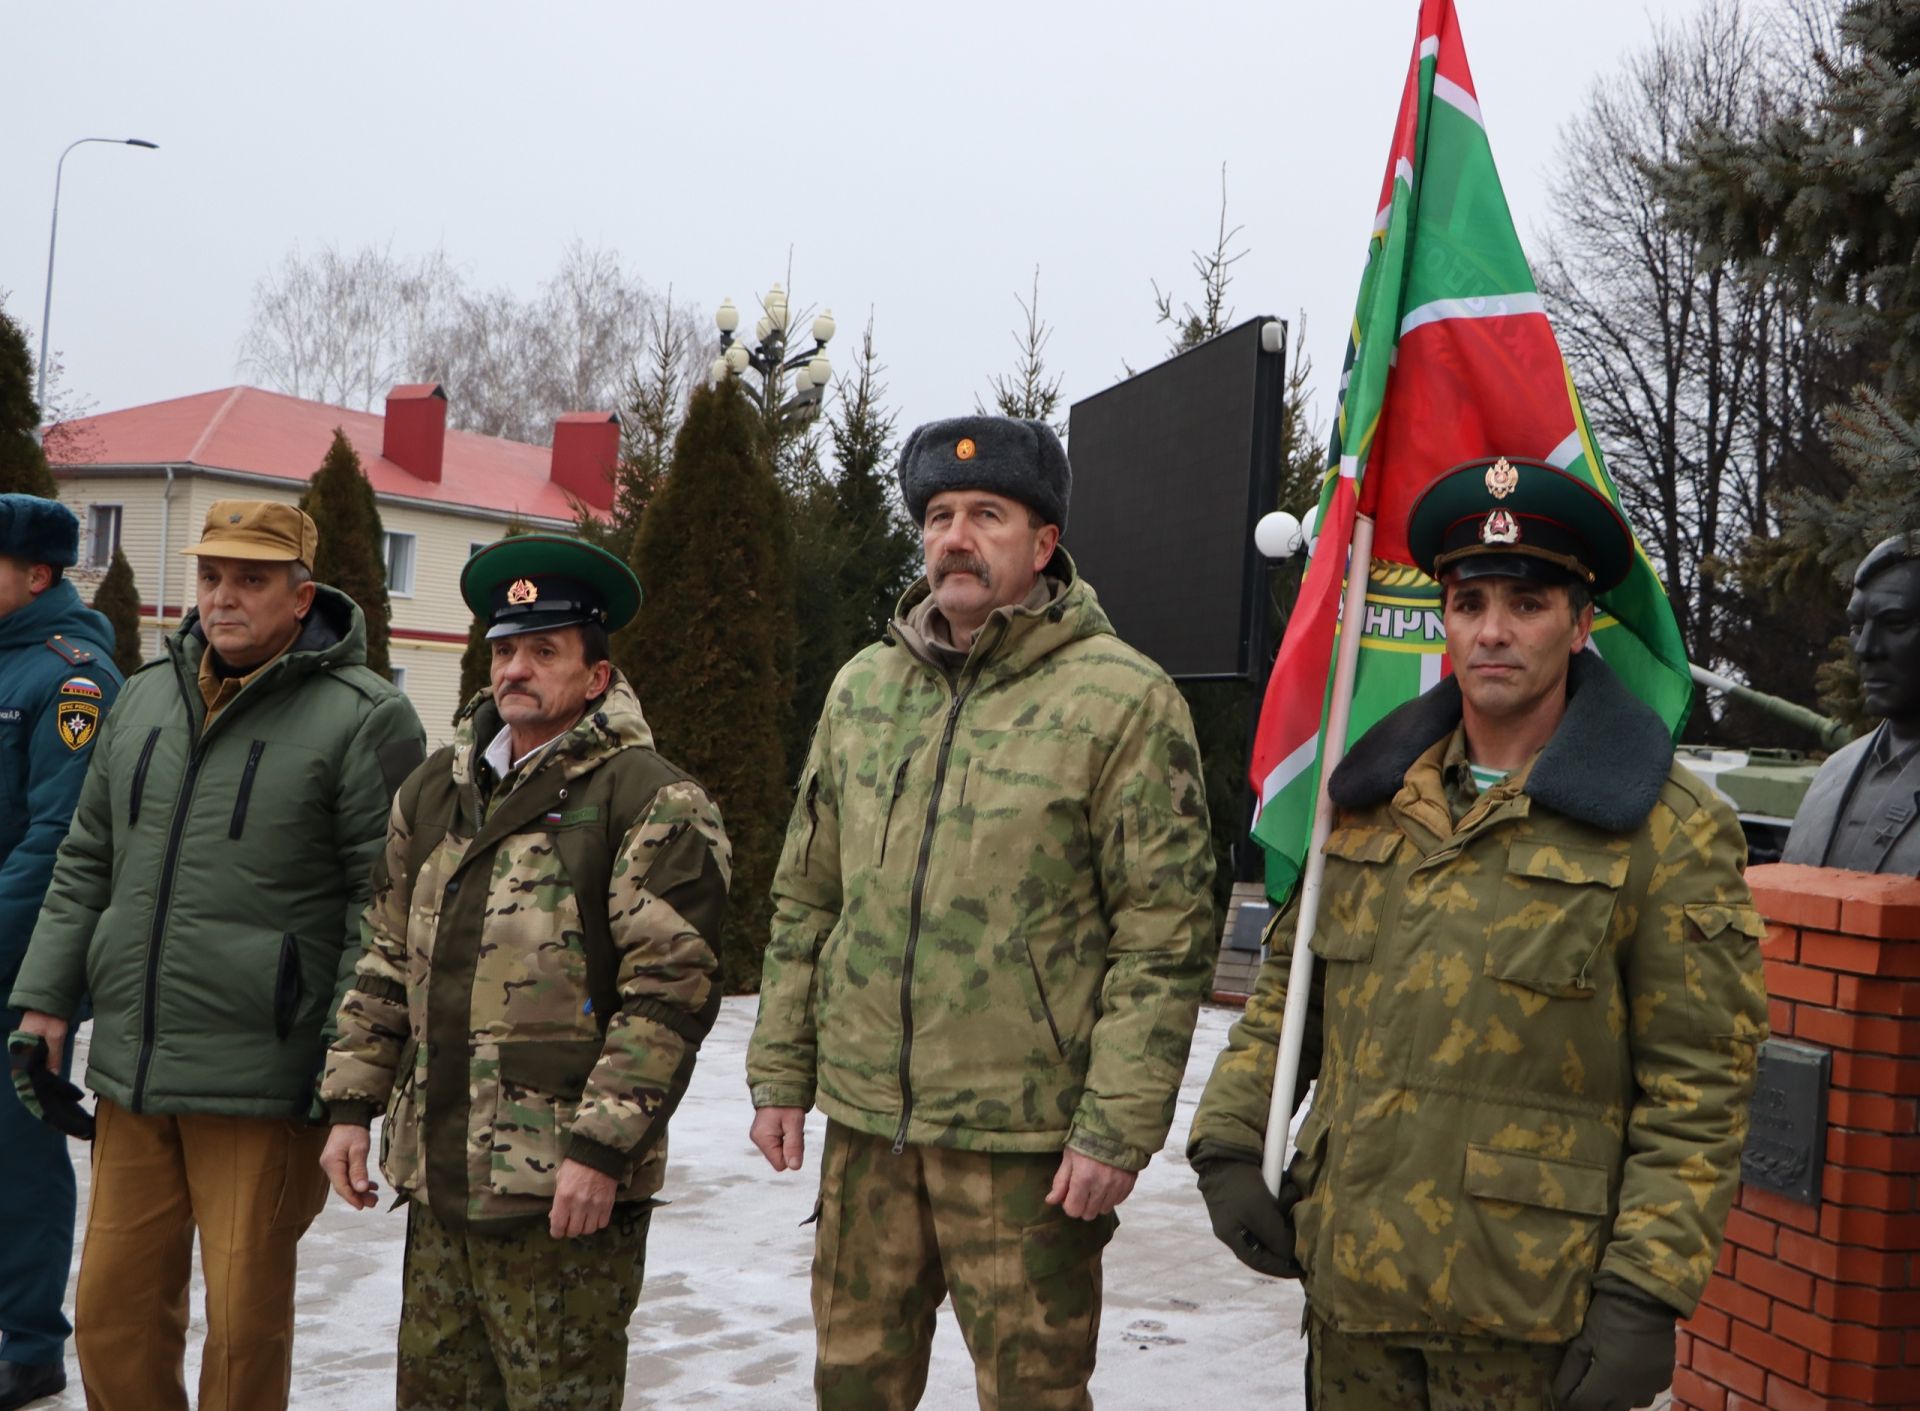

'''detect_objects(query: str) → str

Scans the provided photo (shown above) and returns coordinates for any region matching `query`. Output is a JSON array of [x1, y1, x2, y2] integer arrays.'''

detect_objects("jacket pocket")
[[1309, 827, 1401, 963], [1457, 1142, 1611, 1338], [128, 726, 162, 827], [1018, 937, 1067, 1057], [380, 1035, 424, 1194], [487, 1038, 606, 1200], [229, 739, 267, 839], [876, 756, 912, 866], [796, 769, 822, 876], [1287, 1103, 1333, 1278], [1682, 901, 1766, 1037], [273, 934, 305, 1040], [1484, 841, 1628, 998]]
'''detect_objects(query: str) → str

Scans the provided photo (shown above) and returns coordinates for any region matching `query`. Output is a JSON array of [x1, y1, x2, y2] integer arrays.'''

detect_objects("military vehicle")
[[1680, 664, 1852, 864]]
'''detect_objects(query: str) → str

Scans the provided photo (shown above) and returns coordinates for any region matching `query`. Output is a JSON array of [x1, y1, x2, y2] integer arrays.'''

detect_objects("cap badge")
[[1481, 508, 1521, 545], [955, 438, 977, 461], [1484, 457, 1518, 500], [507, 578, 539, 606], [228, 513, 242, 524]]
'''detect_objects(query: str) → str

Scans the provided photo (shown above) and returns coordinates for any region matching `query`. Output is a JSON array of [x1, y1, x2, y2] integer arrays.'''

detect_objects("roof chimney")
[[383, 384, 447, 484], [551, 412, 619, 511]]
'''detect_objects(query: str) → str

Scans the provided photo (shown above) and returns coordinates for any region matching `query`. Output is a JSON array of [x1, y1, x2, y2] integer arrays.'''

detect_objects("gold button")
[[956, 438, 976, 461]]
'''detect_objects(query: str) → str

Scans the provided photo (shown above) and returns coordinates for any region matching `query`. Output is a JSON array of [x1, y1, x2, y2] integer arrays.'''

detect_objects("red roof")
[[50, 385, 595, 523]]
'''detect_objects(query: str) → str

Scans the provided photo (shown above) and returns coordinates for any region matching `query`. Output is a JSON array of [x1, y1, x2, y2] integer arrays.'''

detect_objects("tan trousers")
[[812, 1122, 1117, 1411], [74, 1098, 329, 1411]]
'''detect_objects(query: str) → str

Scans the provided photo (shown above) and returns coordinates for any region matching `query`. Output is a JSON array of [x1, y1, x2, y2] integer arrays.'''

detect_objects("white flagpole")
[[1261, 512, 1377, 1196]]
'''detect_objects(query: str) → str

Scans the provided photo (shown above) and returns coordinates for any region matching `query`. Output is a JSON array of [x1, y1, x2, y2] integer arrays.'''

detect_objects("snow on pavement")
[[49, 1000, 1308, 1409]]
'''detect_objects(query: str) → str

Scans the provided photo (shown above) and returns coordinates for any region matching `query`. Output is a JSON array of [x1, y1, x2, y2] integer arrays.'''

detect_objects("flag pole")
[[1261, 511, 1377, 1195]]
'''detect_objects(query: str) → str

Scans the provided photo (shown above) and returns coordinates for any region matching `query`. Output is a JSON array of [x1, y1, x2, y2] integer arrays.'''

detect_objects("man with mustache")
[[747, 416, 1217, 1409], [9, 500, 424, 1411], [320, 534, 731, 1411], [1190, 457, 1767, 1411], [1783, 533, 1920, 874]]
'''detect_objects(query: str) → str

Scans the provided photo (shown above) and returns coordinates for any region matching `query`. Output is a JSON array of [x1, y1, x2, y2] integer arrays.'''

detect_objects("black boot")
[[0, 1360, 67, 1411]]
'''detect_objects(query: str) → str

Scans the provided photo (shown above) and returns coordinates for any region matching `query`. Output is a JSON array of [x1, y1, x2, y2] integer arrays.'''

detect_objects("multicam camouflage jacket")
[[747, 553, 1218, 1172], [1190, 653, 1768, 1342], [321, 673, 731, 1228]]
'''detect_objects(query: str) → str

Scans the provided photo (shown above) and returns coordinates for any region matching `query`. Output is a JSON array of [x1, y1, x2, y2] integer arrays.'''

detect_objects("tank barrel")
[[1689, 663, 1852, 752]]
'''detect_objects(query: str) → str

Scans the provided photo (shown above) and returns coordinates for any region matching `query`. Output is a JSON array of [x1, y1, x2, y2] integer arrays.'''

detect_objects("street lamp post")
[[37, 136, 160, 412], [709, 284, 835, 431]]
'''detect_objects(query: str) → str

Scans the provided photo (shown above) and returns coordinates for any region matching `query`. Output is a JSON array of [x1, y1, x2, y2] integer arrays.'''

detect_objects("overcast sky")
[[6, 0, 1710, 451]]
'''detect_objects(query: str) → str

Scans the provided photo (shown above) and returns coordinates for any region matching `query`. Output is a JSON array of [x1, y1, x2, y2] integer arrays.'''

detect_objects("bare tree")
[[1153, 163, 1248, 355]]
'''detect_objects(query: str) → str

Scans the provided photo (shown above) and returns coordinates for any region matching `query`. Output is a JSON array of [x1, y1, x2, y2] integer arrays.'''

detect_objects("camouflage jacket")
[[1190, 654, 1767, 1341], [747, 554, 1218, 1172], [320, 674, 731, 1228]]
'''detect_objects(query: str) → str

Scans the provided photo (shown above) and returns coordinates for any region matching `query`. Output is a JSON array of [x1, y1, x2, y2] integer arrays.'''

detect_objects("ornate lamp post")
[[709, 284, 836, 429], [37, 137, 160, 410]]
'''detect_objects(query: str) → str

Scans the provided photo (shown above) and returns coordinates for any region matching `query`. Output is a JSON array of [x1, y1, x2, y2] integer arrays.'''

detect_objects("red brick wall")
[[1673, 864, 1920, 1411]]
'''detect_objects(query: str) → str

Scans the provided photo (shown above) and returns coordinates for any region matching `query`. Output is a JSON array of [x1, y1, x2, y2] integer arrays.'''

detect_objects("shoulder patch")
[[56, 699, 100, 751], [42, 635, 94, 666], [59, 675, 104, 700]]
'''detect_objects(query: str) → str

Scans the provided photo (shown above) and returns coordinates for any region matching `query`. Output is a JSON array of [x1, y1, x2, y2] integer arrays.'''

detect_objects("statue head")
[[1850, 534, 1920, 727]]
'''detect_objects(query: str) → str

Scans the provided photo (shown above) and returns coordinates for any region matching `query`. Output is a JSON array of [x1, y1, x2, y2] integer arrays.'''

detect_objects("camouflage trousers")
[[396, 1200, 651, 1411], [812, 1121, 1116, 1411], [1307, 1316, 1564, 1410]]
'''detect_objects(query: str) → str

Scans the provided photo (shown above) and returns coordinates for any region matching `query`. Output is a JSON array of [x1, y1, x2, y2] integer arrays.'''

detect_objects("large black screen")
[[1065, 317, 1286, 680]]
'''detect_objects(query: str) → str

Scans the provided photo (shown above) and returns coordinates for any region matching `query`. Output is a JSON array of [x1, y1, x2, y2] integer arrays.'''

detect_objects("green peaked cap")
[[1406, 456, 1635, 592], [460, 533, 642, 637]]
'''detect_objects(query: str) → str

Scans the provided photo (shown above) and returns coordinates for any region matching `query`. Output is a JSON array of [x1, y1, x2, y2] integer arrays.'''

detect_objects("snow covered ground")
[[44, 1000, 1310, 1410]]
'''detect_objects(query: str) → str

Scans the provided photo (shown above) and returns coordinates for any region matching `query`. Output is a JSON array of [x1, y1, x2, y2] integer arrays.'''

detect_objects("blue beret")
[[0, 494, 79, 568], [898, 416, 1071, 532]]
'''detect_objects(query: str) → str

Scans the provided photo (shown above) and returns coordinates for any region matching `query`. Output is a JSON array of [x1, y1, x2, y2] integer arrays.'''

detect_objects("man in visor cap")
[[320, 532, 732, 1411], [1190, 457, 1767, 1411]]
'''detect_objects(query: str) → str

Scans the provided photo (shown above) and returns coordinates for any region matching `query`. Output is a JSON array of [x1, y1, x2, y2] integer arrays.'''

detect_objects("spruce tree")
[[298, 430, 391, 678], [0, 301, 57, 499], [626, 380, 794, 992], [92, 546, 145, 676], [829, 318, 917, 650]]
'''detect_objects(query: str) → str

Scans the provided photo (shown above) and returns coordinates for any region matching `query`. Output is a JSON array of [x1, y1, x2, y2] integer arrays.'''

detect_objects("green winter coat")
[[747, 554, 1218, 1172], [10, 588, 425, 1117], [1189, 653, 1768, 1342], [320, 674, 732, 1228]]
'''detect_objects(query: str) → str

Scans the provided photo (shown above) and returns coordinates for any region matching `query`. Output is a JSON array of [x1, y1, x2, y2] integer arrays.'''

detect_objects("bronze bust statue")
[[1782, 535, 1920, 875]]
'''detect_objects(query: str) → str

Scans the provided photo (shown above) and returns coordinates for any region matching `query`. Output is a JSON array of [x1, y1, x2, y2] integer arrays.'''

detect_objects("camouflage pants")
[[812, 1121, 1116, 1411], [396, 1201, 651, 1411], [1307, 1316, 1564, 1410]]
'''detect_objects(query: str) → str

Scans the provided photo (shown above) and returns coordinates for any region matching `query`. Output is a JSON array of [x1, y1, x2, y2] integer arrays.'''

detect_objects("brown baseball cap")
[[181, 500, 319, 565]]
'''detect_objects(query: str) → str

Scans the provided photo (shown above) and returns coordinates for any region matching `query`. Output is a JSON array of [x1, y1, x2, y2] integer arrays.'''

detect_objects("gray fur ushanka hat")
[[897, 416, 1071, 531], [0, 494, 79, 568]]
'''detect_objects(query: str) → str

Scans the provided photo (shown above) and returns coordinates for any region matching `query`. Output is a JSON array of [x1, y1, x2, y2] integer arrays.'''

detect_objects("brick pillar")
[[1672, 863, 1920, 1411]]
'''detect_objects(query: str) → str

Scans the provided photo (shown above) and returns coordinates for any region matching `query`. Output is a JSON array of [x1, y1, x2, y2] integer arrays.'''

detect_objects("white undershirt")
[[483, 723, 562, 780]]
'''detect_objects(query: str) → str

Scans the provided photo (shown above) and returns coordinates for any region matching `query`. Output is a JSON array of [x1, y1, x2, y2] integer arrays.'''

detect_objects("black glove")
[[1195, 1151, 1303, 1279], [7, 1029, 95, 1141], [1550, 1277, 1677, 1411]]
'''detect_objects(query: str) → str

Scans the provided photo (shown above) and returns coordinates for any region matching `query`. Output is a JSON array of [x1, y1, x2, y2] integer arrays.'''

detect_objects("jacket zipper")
[[228, 739, 266, 839], [128, 726, 161, 827], [800, 772, 821, 876], [133, 647, 208, 1111], [891, 623, 1004, 1155]]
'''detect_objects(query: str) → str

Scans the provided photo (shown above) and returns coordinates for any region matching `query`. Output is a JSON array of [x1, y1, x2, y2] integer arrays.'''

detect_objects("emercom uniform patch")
[[56, 698, 99, 750]]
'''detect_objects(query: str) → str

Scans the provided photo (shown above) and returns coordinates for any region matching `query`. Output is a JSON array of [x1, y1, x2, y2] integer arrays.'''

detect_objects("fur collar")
[[1327, 651, 1674, 833]]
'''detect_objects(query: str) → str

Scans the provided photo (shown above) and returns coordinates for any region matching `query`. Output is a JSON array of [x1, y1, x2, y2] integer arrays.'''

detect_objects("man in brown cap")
[[11, 499, 425, 1411]]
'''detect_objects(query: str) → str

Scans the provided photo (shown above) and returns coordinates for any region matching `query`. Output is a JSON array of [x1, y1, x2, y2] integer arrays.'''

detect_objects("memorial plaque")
[[1741, 1039, 1830, 1205], [1225, 901, 1272, 954]]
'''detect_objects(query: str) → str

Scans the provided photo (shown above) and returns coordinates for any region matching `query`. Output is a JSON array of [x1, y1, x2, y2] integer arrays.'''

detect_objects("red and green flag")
[[1249, 0, 1693, 903]]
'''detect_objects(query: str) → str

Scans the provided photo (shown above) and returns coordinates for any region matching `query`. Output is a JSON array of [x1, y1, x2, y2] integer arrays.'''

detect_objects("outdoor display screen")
[[1064, 317, 1286, 681]]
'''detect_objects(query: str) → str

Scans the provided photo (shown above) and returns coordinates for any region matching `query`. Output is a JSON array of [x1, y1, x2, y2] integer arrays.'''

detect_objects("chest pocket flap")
[[1311, 826, 1403, 963], [1486, 840, 1629, 997]]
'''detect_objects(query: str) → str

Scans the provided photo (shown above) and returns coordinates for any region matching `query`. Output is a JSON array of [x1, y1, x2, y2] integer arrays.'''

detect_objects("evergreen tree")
[[92, 546, 145, 676], [455, 518, 532, 719], [829, 318, 918, 650], [625, 380, 795, 991], [979, 268, 1067, 438], [0, 300, 57, 499], [298, 430, 391, 678]]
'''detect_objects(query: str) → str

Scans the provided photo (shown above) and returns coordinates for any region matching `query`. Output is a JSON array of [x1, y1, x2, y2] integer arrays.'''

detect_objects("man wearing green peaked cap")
[[320, 531, 732, 1410], [1190, 456, 1766, 1411]]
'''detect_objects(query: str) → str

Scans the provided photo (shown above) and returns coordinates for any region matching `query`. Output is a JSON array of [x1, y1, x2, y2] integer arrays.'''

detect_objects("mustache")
[[933, 553, 991, 586]]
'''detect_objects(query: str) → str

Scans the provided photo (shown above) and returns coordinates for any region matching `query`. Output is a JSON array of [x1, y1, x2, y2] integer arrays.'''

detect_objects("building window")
[[383, 531, 417, 597], [470, 540, 490, 558], [87, 505, 123, 570], [390, 665, 409, 691]]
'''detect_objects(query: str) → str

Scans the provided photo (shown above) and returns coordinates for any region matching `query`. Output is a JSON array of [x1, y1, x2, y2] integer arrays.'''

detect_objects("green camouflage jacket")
[[320, 673, 731, 1228], [1190, 654, 1767, 1342], [747, 554, 1217, 1172]]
